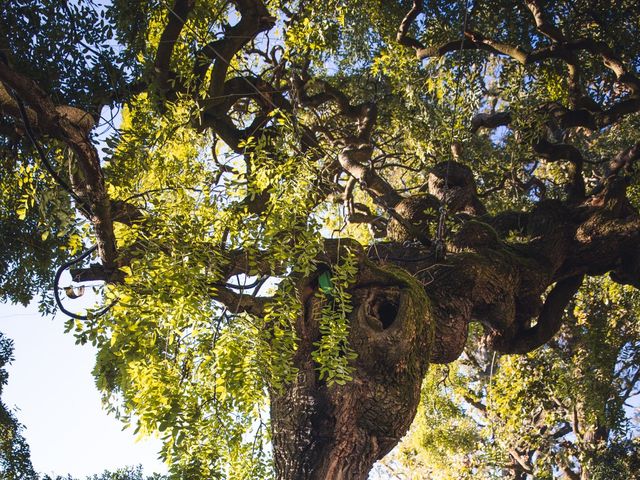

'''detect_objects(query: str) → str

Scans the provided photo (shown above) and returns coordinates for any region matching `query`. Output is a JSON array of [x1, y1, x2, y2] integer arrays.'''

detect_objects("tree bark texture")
[[271, 258, 432, 479]]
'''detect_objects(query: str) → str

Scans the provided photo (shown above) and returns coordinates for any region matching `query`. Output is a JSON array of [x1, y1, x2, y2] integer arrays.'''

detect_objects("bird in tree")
[[1, 0, 640, 478]]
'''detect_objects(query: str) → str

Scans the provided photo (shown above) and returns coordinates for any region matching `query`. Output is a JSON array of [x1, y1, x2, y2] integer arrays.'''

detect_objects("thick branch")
[[506, 275, 584, 354], [154, 0, 196, 96], [396, 0, 425, 52], [0, 63, 117, 268], [212, 285, 268, 316], [607, 142, 640, 177], [464, 30, 529, 64], [200, 75, 290, 152], [397, 3, 640, 97], [199, 0, 275, 100], [475, 98, 640, 134], [524, 0, 565, 42], [508, 448, 534, 475], [533, 139, 585, 199], [338, 144, 402, 208], [471, 110, 512, 133], [292, 76, 377, 142], [471, 109, 586, 199], [292, 76, 418, 238]]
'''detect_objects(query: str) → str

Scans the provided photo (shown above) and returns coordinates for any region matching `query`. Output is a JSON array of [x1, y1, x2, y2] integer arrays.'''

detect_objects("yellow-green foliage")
[[311, 250, 359, 386]]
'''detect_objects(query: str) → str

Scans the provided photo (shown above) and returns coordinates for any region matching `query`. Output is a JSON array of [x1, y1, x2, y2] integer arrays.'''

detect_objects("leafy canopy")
[[2, 0, 640, 477]]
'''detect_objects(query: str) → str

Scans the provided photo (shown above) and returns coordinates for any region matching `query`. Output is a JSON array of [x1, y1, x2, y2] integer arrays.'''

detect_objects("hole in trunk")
[[376, 299, 399, 330]]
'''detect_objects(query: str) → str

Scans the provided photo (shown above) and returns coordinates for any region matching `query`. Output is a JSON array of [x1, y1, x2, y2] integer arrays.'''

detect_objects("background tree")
[[1, 0, 640, 478], [0, 332, 37, 480], [44, 465, 168, 480]]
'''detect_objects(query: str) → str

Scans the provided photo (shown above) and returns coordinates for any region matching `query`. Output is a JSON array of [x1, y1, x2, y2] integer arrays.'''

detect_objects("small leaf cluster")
[[311, 250, 359, 386]]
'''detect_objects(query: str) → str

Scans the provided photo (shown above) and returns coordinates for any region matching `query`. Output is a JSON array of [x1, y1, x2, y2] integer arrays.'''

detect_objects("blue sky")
[[1, 300, 167, 478]]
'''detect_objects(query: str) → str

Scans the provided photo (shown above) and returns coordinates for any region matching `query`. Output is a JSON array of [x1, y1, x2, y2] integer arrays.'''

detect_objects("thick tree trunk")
[[271, 256, 433, 479]]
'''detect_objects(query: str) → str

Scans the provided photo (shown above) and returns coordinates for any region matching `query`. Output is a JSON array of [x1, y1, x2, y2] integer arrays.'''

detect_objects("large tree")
[[1, 0, 640, 478]]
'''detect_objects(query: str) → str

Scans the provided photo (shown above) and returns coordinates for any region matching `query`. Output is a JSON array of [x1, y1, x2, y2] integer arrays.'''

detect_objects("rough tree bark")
[[271, 246, 433, 479]]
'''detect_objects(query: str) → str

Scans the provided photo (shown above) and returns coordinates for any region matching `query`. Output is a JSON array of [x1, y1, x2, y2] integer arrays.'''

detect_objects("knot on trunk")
[[427, 161, 487, 215], [386, 193, 440, 243], [361, 287, 400, 330], [449, 219, 501, 252]]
